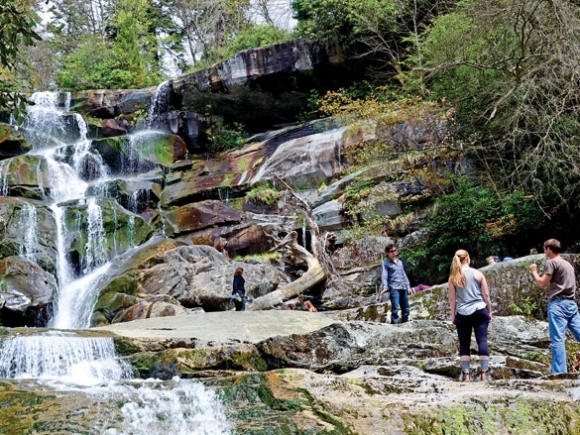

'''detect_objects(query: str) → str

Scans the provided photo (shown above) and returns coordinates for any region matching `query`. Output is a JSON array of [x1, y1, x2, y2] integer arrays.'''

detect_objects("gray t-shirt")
[[545, 256, 576, 301], [454, 268, 486, 316]]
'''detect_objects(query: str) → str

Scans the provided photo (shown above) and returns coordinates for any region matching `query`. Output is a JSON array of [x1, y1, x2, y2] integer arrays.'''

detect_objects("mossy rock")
[[214, 372, 354, 435], [126, 346, 269, 378]]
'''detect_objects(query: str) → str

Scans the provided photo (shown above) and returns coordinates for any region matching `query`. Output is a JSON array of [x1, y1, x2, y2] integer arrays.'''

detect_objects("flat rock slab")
[[93, 310, 338, 343]]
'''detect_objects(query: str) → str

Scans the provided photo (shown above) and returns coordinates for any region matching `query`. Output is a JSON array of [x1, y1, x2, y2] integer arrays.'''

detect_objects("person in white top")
[[448, 249, 493, 382]]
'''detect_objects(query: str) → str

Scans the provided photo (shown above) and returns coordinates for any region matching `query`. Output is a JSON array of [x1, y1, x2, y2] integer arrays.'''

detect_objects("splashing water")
[[0, 333, 132, 384], [105, 379, 231, 435], [18, 203, 39, 262], [0, 159, 11, 196]]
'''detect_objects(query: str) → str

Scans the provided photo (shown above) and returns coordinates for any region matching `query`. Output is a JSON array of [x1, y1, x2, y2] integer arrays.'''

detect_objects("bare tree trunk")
[[247, 232, 326, 310], [247, 177, 348, 310]]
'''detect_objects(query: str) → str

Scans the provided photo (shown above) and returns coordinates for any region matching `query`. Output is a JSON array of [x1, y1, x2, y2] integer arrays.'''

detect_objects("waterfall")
[[19, 203, 39, 262], [218, 187, 231, 205], [0, 159, 10, 196], [0, 92, 232, 434], [0, 333, 132, 383], [84, 197, 109, 273], [145, 80, 170, 128]]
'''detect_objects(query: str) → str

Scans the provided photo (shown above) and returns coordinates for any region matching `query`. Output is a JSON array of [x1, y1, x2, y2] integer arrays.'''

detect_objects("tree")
[[291, 0, 454, 84], [0, 0, 41, 119], [166, 0, 251, 68], [224, 23, 292, 59], [53, 0, 163, 90], [420, 0, 580, 216]]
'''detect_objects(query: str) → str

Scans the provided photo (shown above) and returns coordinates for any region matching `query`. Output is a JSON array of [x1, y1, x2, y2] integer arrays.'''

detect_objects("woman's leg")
[[473, 308, 490, 379], [455, 313, 472, 380]]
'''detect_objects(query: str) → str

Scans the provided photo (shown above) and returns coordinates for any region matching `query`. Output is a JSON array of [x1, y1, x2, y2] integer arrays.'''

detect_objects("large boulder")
[[0, 256, 57, 326], [0, 155, 50, 200], [0, 124, 31, 159], [91, 132, 187, 174], [163, 199, 242, 236], [0, 197, 58, 275], [67, 40, 353, 139], [93, 241, 290, 323]]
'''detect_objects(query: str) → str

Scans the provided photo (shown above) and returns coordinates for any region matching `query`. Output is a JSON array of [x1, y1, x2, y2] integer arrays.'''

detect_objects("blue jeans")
[[390, 289, 410, 324], [548, 298, 580, 374]]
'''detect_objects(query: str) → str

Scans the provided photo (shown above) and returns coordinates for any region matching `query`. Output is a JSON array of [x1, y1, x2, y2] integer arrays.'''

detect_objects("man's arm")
[[380, 261, 389, 295], [530, 263, 552, 288]]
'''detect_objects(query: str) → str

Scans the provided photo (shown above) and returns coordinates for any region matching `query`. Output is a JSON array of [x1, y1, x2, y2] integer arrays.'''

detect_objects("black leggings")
[[455, 307, 490, 356]]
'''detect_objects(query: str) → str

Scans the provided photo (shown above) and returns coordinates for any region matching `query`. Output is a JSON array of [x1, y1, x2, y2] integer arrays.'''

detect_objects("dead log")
[[247, 231, 326, 310]]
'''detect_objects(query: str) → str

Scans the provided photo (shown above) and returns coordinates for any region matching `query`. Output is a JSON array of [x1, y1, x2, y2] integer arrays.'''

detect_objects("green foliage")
[[293, 0, 455, 84], [246, 184, 280, 208], [508, 297, 538, 317], [225, 24, 293, 59], [205, 117, 246, 155], [341, 179, 374, 213], [521, 351, 549, 364], [402, 176, 547, 284], [418, 0, 580, 217], [0, 1, 41, 120], [419, 9, 510, 135], [54, 0, 161, 91]]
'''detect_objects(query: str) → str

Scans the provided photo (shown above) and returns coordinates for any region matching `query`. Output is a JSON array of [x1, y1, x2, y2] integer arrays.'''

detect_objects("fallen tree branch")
[[247, 232, 326, 310]]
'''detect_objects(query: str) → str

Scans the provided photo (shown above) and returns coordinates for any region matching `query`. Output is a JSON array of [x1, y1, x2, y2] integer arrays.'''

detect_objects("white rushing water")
[[19, 202, 39, 262], [0, 91, 232, 434]]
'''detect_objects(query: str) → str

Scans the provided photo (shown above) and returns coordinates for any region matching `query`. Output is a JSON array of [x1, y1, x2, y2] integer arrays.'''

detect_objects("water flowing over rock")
[[68, 39, 352, 144]]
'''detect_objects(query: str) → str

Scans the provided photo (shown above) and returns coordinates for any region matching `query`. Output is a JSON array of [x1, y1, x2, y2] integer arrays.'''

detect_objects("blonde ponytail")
[[449, 249, 469, 287]]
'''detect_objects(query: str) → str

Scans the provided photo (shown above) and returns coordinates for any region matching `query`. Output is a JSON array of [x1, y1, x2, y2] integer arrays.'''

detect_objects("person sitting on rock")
[[299, 295, 318, 312], [231, 267, 246, 311]]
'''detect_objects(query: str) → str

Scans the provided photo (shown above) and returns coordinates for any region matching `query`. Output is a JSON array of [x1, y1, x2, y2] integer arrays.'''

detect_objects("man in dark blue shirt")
[[380, 243, 412, 324]]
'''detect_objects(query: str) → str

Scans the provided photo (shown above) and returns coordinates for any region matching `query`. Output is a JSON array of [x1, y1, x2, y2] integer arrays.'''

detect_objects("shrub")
[[246, 184, 280, 208], [206, 118, 246, 155], [402, 175, 547, 284]]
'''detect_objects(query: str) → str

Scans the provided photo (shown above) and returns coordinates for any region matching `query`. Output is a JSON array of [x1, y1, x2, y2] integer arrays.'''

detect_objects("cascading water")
[[0, 91, 231, 434], [18, 202, 38, 262]]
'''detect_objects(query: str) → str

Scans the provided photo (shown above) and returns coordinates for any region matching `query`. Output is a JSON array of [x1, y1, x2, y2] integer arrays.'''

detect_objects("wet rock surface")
[[91, 311, 580, 434]]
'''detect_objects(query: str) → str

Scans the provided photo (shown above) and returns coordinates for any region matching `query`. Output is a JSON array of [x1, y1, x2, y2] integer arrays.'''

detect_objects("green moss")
[[127, 353, 157, 375], [216, 374, 352, 434], [247, 184, 280, 208], [113, 338, 141, 356], [356, 305, 387, 323], [220, 173, 234, 187], [100, 276, 139, 297], [403, 398, 580, 435]]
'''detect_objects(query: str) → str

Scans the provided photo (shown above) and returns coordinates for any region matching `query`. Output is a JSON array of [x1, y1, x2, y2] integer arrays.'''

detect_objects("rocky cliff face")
[[66, 39, 353, 152], [0, 77, 457, 327]]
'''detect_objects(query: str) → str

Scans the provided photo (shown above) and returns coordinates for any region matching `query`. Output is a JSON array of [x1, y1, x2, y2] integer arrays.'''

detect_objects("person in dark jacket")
[[232, 267, 246, 311]]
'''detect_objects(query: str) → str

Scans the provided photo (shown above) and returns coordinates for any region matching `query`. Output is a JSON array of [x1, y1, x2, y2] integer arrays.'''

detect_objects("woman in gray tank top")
[[448, 249, 493, 382]]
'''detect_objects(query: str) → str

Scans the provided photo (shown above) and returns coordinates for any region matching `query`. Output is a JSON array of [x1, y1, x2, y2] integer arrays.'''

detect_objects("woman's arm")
[[476, 271, 493, 322], [448, 281, 457, 325]]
